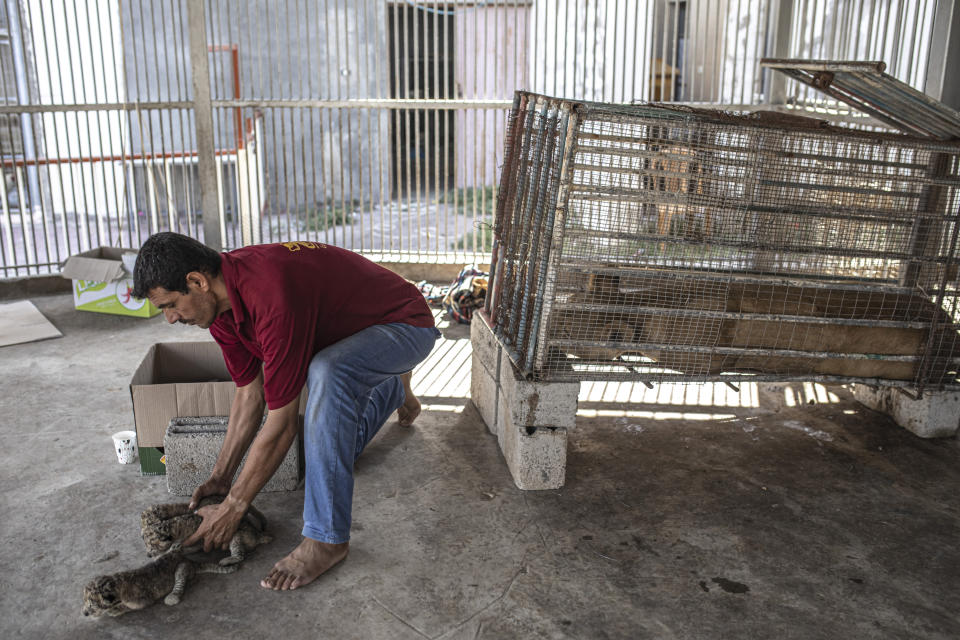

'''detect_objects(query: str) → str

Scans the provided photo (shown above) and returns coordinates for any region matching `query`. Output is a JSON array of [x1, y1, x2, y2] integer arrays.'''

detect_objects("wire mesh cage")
[[486, 91, 960, 392]]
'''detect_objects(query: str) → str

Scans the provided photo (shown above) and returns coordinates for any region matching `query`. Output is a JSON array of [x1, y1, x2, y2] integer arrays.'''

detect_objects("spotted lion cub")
[[81, 544, 237, 618], [140, 496, 271, 566]]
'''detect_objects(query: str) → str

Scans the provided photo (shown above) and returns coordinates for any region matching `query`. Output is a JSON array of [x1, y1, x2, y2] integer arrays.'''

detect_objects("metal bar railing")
[[0, 1, 946, 277]]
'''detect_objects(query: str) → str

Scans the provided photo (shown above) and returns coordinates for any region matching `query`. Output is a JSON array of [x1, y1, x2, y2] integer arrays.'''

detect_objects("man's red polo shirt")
[[209, 241, 435, 410]]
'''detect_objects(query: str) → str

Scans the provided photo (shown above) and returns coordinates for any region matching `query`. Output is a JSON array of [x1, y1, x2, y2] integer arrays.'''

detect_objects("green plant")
[[452, 218, 495, 252], [446, 186, 497, 251], [294, 198, 358, 232], [442, 185, 497, 219]]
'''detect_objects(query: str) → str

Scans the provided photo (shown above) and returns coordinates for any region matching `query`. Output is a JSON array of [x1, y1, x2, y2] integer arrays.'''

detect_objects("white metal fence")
[[0, 0, 949, 277]]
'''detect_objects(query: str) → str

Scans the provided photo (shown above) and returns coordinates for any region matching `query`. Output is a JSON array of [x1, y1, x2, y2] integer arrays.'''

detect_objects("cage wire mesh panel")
[[760, 59, 960, 141], [779, 0, 939, 112], [489, 91, 960, 392]]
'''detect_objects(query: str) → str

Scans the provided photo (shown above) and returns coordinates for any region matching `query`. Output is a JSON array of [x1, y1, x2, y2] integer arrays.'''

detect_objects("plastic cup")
[[112, 430, 138, 464]]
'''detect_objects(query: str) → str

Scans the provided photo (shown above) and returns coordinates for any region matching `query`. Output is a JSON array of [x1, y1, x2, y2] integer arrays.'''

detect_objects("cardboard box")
[[130, 341, 307, 476], [130, 341, 237, 474], [61, 247, 160, 318]]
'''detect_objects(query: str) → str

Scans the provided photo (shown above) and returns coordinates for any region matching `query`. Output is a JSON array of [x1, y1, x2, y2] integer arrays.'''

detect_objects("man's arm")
[[184, 395, 300, 551], [188, 370, 267, 509]]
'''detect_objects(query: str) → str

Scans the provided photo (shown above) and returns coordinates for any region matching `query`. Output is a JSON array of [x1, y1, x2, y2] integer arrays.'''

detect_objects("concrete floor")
[[3, 292, 960, 639]]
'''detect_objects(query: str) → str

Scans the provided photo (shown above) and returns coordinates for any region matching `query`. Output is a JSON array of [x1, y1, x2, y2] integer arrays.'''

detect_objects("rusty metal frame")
[[760, 58, 960, 140], [489, 90, 960, 392]]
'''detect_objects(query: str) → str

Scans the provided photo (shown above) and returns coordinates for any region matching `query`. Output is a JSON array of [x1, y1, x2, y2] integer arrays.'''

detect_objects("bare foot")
[[259, 538, 348, 591], [397, 371, 421, 427]]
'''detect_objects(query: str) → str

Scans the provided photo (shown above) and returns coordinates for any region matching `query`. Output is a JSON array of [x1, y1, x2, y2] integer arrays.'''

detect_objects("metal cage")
[[487, 91, 960, 393]]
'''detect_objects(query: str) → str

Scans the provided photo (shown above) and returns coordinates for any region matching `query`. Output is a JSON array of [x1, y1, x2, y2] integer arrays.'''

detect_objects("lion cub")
[[81, 544, 237, 617], [140, 496, 272, 566]]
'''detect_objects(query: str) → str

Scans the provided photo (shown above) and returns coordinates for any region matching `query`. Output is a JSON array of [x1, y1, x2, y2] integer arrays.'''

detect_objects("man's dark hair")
[[132, 232, 222, 299]]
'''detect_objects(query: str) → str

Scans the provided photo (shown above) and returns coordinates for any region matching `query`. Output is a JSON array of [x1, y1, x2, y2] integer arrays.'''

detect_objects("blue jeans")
[[301, 322, 440, 543]]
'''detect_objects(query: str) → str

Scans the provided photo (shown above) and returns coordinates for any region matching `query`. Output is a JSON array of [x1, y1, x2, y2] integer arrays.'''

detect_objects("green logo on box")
[[76, 280, 108, 295], [73, 277, 160, 318]]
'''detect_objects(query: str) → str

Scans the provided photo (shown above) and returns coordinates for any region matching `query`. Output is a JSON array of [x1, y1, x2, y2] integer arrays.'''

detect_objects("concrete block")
[[470, 311, 503, 437], [470, 310, 578, 429], [500, 424, 568, 490], [471, 355, 499, 437], [851, 385, 960, 439], [500, 358, 579, 429], [494, 351, 574, 490], [469, 310, 579, 490], [164, 416, 302, 496], [470, 310, 502, 370]]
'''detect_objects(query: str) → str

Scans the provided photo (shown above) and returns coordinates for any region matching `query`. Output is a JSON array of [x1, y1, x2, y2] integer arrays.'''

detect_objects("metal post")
[[767, 0, 795, 106], [900, 152, 950, 288], [186, 0, 221, 250], [531, 103, 577, 373], [5, 0, 40, 214], [924, 0, 960, 110]]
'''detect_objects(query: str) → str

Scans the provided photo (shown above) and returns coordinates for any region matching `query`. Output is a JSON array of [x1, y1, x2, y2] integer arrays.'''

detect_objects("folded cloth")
[[416, 280, 449, 305], [442, 265, 489, 324], [416, 264, 489, 324]]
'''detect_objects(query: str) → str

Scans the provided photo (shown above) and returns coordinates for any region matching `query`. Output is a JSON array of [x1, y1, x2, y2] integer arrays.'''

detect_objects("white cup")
[[111, 430, 138, 464]]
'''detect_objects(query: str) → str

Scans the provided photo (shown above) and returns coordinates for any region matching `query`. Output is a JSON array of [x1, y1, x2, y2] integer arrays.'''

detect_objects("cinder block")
[[471, 355, 499, 437], [471, 311, 503, 437], [500, 424, 568, 490], [494, 350, 575, 490], [470, 310, 502, 369], [470, 310, 579, 490], [495, 374, 569, 489], [164, 416, 302, 496], [500, 358, 579, 429], [851, 385, 960, 438]]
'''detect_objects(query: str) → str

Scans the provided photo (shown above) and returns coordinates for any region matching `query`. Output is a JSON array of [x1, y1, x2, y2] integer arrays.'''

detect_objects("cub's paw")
[[163, 593, 181, 606], [219, 555, 242, 567]]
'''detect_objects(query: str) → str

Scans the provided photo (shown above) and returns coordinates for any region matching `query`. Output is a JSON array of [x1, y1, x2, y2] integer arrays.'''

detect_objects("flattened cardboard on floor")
[[0, 300, 62, 347]]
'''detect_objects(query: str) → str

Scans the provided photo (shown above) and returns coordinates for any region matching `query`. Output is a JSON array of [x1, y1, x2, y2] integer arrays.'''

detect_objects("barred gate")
[[0, 0, 949, 277]]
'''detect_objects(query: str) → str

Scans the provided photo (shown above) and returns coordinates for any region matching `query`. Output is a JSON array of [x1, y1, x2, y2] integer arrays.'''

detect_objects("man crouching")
[[133, 233, 439, 590]]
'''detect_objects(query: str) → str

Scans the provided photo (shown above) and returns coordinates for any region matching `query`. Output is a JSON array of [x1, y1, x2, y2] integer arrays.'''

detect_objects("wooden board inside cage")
[[550, 272, 960, 382]]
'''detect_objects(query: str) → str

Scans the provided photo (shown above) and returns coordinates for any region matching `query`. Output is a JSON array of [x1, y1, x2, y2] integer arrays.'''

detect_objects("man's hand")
[[183, 495, 249, 552], [188, 476, 232, 510]]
